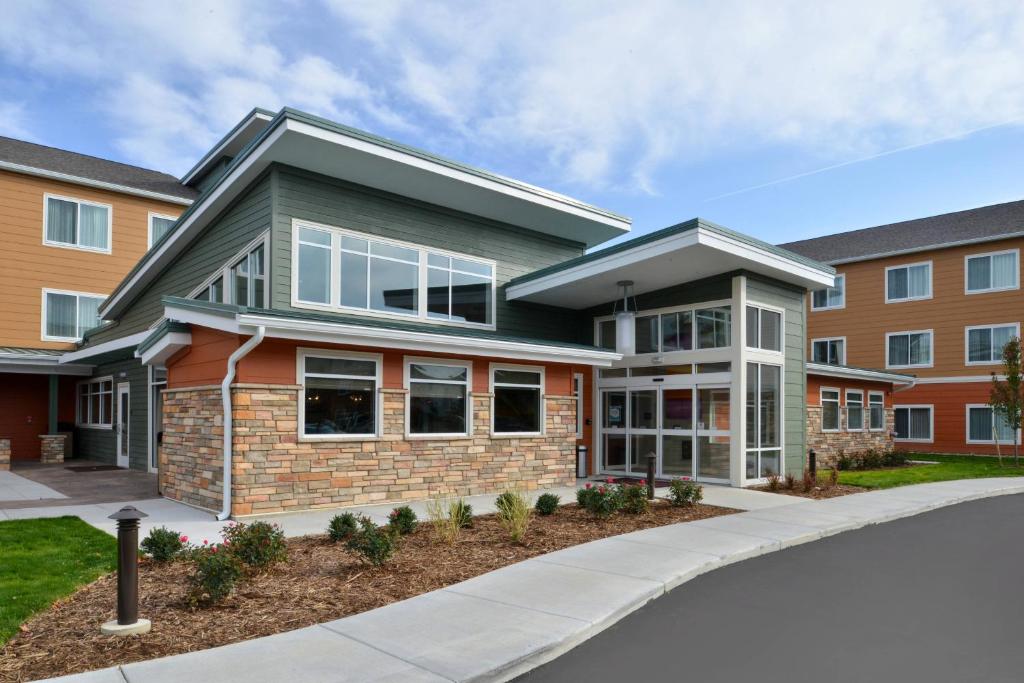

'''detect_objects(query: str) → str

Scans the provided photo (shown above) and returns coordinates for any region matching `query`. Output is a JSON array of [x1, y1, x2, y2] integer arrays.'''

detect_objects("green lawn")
[[834, 453, 1024, 489], [0, 516, 116, 643]]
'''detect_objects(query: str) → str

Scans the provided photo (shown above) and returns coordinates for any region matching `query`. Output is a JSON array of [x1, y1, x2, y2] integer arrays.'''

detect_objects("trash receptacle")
[[576, 445, 588, 478]]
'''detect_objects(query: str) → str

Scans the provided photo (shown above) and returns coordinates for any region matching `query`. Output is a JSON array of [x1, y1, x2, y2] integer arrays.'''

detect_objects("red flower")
[[202, 539, 208, 545], [179, 535, 188, 543], [585, 483, 592, 489], [598, 486, 606, 494], [210, 546, 218, 553], [606, 478, 615, 484]]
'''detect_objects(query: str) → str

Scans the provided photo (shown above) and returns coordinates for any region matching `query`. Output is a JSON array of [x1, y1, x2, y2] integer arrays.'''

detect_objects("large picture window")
[[894, 406, 932, 441], [44, 194, 111, 252], [966, 324, 1018, 365], [886, 263, 932, 302], [811, 274, 844, 310], [746, 363, 781, 479], [491, 366, 543, 435], [43, 289, 105, 341], [299, 351, 380, 438], [887, 330, 932, 368], [406, 359, 471, 436], [967, 405, 1018, 444], [77, 378, 113, 428], [966, 251, 1018, 293]]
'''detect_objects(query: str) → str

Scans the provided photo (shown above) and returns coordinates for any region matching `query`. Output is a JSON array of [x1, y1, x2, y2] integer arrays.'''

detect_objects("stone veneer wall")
[[39, 434, 67, 464], [0, 438, 9, 471], [160, 384, 577, 516], [806, 405, 896, 466]]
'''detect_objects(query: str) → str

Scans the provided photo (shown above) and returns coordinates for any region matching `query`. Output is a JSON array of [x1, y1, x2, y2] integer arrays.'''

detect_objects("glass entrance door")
[[696, 387, 731, 481], [661, 388, 693, 477]]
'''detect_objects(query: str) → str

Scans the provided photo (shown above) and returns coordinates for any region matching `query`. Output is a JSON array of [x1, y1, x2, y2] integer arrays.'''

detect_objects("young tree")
[[990, 337, 1024, 468]]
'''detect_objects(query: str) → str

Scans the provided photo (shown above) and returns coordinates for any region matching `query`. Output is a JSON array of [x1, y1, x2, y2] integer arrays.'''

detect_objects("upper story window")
[[811, 337, 845, 365], [811, 274, 844, 311], [886, 330, 933, 368], [294, 222, 495, 328], [966, 250, 1018, 294], [885, 262, 931, 302], [745, 305, 782, 352], [44, 194, 111, 253], [595, 305, 731, 354], [148, 213, 177, 248], [299, 349, 381, 439], [966, 323, 1018, 365], [43, 289, 104, 341], [190, 236, 266, 306]]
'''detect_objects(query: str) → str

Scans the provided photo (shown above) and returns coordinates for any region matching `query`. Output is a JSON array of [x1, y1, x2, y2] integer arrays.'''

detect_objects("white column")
[[731, 275, 747, 487]]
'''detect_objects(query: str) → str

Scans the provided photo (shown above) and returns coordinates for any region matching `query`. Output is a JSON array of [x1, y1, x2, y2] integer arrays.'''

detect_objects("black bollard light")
[[100, 506, 152, 636], [808, 449, 817, 478], [646, 453, 656, 499]]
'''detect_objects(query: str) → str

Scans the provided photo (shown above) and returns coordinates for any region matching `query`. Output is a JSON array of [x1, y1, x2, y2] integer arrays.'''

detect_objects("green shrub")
[[577, 482, 622, 518], [882, 449, 908, 467], [495, 488, 532, 543], [222, 520, 287, 569], [835, 449, 853, 471], [861, 448, 883, 470], [387, 506, 418, 535], [346, 517, 396, 566], [426, 496, 471, 544], [187, 545, 242, 606], [667, 480, 703, 506], [452, 499, 473, 528], [141, 526, 188, 562], [619, 481, 650, 514], [327, 512, 359, 542], [535, 493, 560, 516]]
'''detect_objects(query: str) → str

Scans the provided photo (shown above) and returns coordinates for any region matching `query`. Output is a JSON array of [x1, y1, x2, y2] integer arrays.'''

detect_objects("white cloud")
[[0, 101, 35, 140]]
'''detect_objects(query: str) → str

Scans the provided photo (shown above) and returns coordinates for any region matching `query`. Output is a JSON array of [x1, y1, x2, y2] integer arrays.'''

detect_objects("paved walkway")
[[36, 477, 1024, 683], [3, 461, 157, 509], [0, 470, 66, 503]]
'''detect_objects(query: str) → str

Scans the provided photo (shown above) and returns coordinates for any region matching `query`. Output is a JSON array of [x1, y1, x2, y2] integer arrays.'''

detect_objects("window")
[[811, 338, 845, 365], [597, 319, 616, 350], [967, 405, 1018, 444], [886, 263, 931, 302], [846, 389, 864, 431], [294, 223, 495, 327], [299, 350, 380, 438], [869, 391, 885, 431], [821, 388, 840, 432], [966, 250, 1018, 293], [405, 359, 471, 436], [77, 378, 113, 428], [894, 406, 932, 441], [573, 373, 584, 438], [231, 244, 266, 308], [966, 324, 1018, 365], [660, 310, 693, 351], [44, 194, 111, 252], [635, 315, 659, 354], [696, 306, 731, 349], [746, 306, 781, 352], [887, 331, 932, 368], [491, 366, 543, 434], [148, 213, 177, 248], [43, 290, 105, 341], [811, 274, 844, 311], [194, 277, 224, 303], [746, 363, 782, 479], [595, 305, 730, 356]]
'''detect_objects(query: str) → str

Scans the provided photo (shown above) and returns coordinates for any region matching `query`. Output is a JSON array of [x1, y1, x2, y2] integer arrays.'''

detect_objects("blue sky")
[[2, 0, 1023, 248]]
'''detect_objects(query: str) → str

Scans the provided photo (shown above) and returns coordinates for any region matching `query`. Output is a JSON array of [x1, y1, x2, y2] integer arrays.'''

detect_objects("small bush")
[[141, 526, 188, 562], [667, 479, 702, 506], [828, 468, 839, 488], [882, 449, 908, 467], [327, 512, 359, 543], [861, 448, 883, 470], [535, 493, 560, 516], [495, 488, 533, 543], [801, 469, 816, 493], [346, 517, 396, 566], [765, 472, 781, 491], [452, 500, 473, 528], [784, 473, 796, 490], [619, 481, 650, 514], [387, 506, 418, 535], [222, 520, 287, 569], [835, 449, 852, 471], [187, 545, 242, 606], [577, 482, 622, 518], [426, 495, 470, 544]]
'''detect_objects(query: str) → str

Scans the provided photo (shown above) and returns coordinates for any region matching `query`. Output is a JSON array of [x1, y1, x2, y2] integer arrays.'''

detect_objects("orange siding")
[[892, 382, 1010, 456], [807, 374, 894, 407]]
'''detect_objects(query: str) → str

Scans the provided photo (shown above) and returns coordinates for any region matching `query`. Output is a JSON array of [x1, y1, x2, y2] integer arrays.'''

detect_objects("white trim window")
[[811, 274, 844, 311], [811, 337, 845, 365], [573, 372, 584, 438], [965, 250, 1019, 294], [868, 391, 885, 431], [886, 330, 933, 368], [43, 193, 112, 253], [846, 389, 864, 431], [148, 213, 178, 248], [821, 388, 841, 432], [190, 234, 267, 305], [594, 302, 731, 354], [894, 405, 933, 442], [293, 221, 496, 328], [491, 364, 544, 435], [77, 377, 113, 428], [965, 323, 1019, 365], [966, 404, 1019, 444], [42, 289, 105, 341], [405, 358, 472, 437], [298, 349, 381, 439], [746, 305, 782, 352], [746, 363, 782, 478], [885, 262, 932, 303]]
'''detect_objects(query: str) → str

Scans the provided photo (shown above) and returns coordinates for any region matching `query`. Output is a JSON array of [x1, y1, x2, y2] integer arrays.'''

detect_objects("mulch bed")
[[752, 483, 865, 499], [0, 501, 734, 682]]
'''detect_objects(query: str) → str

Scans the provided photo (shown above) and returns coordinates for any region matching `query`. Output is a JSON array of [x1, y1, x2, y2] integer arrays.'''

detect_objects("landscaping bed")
[[0, 499, 734, 682], [752, 470, 865, 499]]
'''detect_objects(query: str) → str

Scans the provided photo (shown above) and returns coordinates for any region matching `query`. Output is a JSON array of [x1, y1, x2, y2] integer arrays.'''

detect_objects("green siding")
[[75, 356, 150, 471]]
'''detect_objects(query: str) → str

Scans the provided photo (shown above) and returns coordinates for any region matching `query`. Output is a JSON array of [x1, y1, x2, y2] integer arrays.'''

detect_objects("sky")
[[2, 0, 1023, 249]]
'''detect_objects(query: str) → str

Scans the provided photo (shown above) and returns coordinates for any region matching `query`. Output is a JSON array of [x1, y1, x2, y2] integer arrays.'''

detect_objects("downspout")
[[218, 327, 266, 521]]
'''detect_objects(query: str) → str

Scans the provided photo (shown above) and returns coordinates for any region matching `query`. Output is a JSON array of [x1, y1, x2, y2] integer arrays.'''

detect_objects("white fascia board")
[[0, 160, 192, 206], [697, 227, 835, 288], [806, 362, 914, 384], [137, 331, 192, 366], [0, 357, 94, 375], [58, 331, 150, 364], [164, 305, 242, 334], [181, 111, 274, 185]]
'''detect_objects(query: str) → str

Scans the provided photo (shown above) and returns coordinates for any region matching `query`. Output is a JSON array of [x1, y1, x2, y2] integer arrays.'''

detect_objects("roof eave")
[[0, 159, 193, 205]]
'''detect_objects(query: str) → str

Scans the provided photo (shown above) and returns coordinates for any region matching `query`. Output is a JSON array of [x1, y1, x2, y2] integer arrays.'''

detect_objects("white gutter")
[[0, 160, 193, 206], [218, 326, 265, 521], [59, 331, 150, 363]]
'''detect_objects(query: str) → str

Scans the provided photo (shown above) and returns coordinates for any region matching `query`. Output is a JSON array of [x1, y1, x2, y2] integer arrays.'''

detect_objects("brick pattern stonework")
[[160, 384, 577, 516], [806, 405, 895, 466], [0, 438, 9, 471], [39, 434, 66, 464]]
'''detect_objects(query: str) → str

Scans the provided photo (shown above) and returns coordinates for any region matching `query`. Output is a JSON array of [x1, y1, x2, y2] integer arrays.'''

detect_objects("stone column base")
[[0, 438, 9, 471], [39, 434, 67, 464]]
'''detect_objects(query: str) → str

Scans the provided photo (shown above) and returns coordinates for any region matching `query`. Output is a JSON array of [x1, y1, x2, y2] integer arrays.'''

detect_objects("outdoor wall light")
[[613, 280, 636, 356]]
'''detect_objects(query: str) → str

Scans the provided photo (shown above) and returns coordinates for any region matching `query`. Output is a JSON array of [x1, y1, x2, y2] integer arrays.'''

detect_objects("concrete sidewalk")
[[37, 477, 1024, 683]]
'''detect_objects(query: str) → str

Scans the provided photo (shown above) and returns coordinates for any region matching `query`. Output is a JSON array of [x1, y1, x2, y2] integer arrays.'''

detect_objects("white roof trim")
[[806, 362, 914, 384], [137, 331, 192, 366], [0, 160, 192, 206], [181, 110, 274, 185], [0, 354, 94, 375], [59, 331, 150, 364]]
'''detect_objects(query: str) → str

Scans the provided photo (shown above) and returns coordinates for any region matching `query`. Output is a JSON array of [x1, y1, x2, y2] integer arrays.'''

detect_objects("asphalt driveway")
[[519, 493, 1024, 683]]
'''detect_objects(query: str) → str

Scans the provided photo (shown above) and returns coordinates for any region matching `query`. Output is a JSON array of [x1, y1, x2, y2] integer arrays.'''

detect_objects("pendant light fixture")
[[613, 280, 636, 356]]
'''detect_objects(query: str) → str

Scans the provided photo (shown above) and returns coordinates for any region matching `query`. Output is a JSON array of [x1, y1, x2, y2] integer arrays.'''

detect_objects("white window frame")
[[593, 298, 734, 356], [964, 323, 1020, 366], [885, 261, 933, 303], [41, 288, 108, 342], [296, 348, 382, 441], [820, 387, 841, 433], [893, 405, 934, 443], [868, 391, 885, 432], [42, 193, 113, 254], [746, 362, 785, 480], [845, 389, 864, 432], [885, 330, 934, 369], [290, 219, 497, 331], [403, 356, 473, 439], [187, 232, 269, 305], [964, 249, 1020, 295], [76, 375, 114, 429], [147, 212, 179, 249], [489, 363, 545, 437], [965, 404, 1021, 445], [745, 303, 784, 354], [573, 372, 584, 438], [810, 274, 845, 311], [811, 336, 846, 365]]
